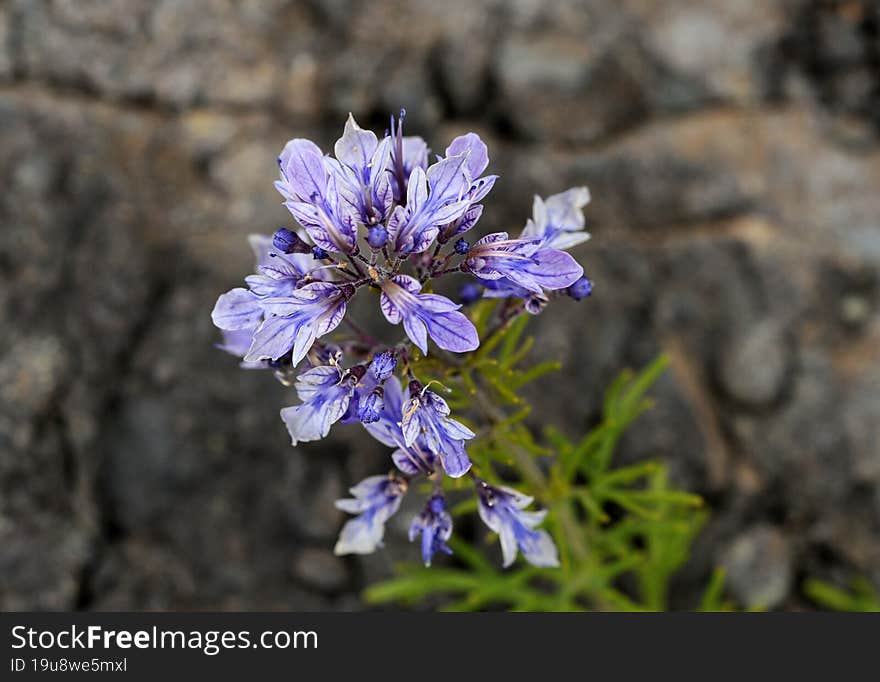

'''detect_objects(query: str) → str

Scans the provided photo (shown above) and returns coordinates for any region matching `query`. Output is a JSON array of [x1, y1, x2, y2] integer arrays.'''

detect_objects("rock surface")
[[1, 0, 879, 610]]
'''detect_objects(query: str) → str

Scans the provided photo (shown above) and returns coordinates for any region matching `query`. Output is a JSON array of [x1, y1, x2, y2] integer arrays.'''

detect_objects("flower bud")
[[567, 276, 593, 301], [273, 227, 311, 254], [370, 351, 397, 382], [367, 225, 388, 249], [358, 389, 384, 424]]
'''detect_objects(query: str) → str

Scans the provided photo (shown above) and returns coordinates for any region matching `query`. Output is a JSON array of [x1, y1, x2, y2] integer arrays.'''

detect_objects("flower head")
[[477, 481, 559, 568], [334, 474, 408, 555], [213, 112, 594, 569], [409, 494, 453, 566]]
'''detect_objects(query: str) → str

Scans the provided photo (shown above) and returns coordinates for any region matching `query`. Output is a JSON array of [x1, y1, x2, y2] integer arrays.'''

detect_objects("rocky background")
[[1, 0, 879, 611]]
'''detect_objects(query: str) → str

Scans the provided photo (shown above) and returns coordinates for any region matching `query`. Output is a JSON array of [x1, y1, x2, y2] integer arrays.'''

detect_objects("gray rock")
[[292, 548, 350, 594], [717, 320, 792, 409], [720, 525, 793, 609]]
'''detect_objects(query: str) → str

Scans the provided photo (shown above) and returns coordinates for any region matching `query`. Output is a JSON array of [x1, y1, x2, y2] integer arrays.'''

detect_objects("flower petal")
[[212, 288, 262, 331]]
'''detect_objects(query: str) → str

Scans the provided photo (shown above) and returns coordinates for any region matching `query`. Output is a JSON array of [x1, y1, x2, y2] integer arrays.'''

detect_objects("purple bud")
[[370, 351, 397, 382], [358, 390, 384, 424], [458, 282, 483, 305], [273, 227, 310, 254], [567, 276, 593, 301], [427, 494, 446, 516], [454, 238, 469, 255], [367, 225, 388, 249], [312, 246, 330, 260]]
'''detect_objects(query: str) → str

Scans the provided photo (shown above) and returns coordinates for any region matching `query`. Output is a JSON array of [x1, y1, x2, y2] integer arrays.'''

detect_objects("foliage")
[[365, 301, 725, 611], [804, 577, 880, 612]]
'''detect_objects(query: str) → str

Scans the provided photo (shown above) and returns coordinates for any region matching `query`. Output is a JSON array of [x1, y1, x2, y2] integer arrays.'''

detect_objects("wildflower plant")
[[212, 111, 711, 609]]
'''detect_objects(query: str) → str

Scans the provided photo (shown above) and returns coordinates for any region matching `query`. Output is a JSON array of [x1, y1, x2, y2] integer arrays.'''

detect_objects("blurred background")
[[1, 0, 879, 611]]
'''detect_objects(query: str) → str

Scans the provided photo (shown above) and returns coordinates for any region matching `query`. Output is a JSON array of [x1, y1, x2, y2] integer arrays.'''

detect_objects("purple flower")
[[244, 281, 349, 366], [212, 233, 344, 366], [521, 187, 591, 250], [367, 225, 388, 249], [370, 351, 397, 382], [357, 389, 384, 424], [272, 227, 311, 254], [477, 482, 559, 568], [401, 382, 474, 478], [327, 114, 393, 227], [275, 138, 358, 254], [567, 276, 593, 300], [334, 474, 408, 555], [465, 232, 583, 294], [380, 275, 479, 355], [409, 494, 453, 566], [280, 364, 360, 445], [363, 377, 439, 476], [387, 152, 474, 254], [438, 133, 498, 243]]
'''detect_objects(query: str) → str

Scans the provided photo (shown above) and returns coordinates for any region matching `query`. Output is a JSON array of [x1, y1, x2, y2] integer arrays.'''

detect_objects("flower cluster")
[[212, 112, 592, 568]]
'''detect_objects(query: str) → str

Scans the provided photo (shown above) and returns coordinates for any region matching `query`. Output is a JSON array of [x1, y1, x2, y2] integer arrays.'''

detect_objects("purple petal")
[[424, 310, 479, 353], [544, 187, 590, 231], [334, 114, 378, 169], [426, 152, 471, 206], [403, 315, 429, 355], [212, 288, 262, 331], [277, 138, 327, 201], [245, 316, 303, 362], [413, 293, 460, 313], [467, 174, 498, 203], [473, 231, 509, 247], [392, 448, 422, 476], [406, 166, 429, 212], [521, 248, 583, 291], [438, 439, 471, 478], [521, 530, 560, 568], [445, 132, 489, 179], [456, 204, 484, 235], [427, 198, 472, 226]]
